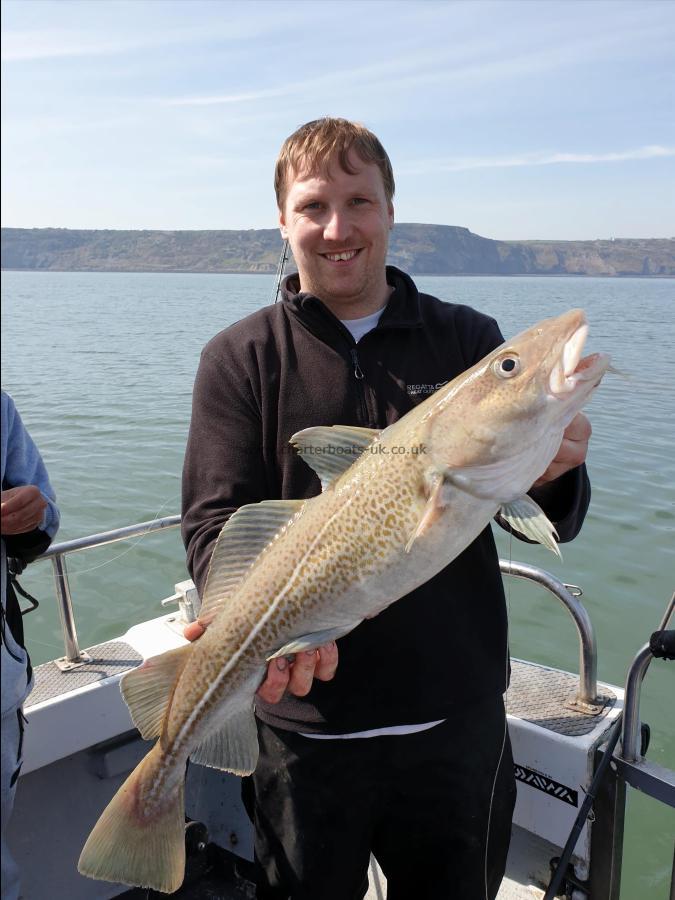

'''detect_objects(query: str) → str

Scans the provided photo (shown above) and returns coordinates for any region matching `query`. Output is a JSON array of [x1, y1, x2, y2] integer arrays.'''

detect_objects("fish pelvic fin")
[[190, 701, 259, 775], [499, 495, 562, 558], [291, 425, 380, 490], [121, 644, 192, 740], [78, 742, 185, 893], [199, 499, 306, 627]]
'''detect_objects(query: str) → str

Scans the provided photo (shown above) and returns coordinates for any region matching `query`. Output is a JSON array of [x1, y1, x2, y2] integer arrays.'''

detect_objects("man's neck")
[[304, 281, 393, 320]]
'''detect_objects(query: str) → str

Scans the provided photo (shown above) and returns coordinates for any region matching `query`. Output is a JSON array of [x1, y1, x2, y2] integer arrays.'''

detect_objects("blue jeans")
[[1, 705, 25, 900]]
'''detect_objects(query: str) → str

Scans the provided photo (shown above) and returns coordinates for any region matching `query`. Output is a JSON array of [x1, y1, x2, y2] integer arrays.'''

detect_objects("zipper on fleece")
[[350, 348, 365, 380], [349, 346, 379, 427]]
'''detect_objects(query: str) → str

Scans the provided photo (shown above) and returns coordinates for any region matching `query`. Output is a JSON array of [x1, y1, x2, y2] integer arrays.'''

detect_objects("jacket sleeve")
[[181, 343, 269, 597], [2, 394, 60, 562], [462, 311, 591, 544]]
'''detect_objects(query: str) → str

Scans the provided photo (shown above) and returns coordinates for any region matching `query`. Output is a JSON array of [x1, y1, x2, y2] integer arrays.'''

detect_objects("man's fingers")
[[287, 650, 321, 697], [564, 412, 592, 443], [183, 621, 206, 642], [315, 641, 338, 681], [0, 486, 47, 534], [256, 657, 290, 704]]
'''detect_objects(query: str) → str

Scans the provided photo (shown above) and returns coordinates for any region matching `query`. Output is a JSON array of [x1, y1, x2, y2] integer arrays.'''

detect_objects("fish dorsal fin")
[[198, 499, 305, 626], [291, 425, 380, 490], [120, 644, 192, 739]]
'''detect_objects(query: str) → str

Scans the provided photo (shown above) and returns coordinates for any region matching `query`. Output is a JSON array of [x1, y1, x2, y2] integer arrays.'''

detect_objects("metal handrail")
[[38, 515, 181, 666], [620, 593, 674, 763], [499, 559, 598, 706], [33, 517, 597, 691]]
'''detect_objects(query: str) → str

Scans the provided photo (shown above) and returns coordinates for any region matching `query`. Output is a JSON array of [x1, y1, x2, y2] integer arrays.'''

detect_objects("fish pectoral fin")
[[190, 704, 259, 776], [121, 644, 192, 739], [405, 472, 448, 552], [499, 495, 561, 558], [267, 624, 356, 659], [199, 499, 306, 626], [290, 425, 380, 491]]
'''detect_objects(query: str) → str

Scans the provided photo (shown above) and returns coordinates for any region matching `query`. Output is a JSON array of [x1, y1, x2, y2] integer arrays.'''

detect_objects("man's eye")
[[351, 197, 368, 206], [303, 201, 322, 210]]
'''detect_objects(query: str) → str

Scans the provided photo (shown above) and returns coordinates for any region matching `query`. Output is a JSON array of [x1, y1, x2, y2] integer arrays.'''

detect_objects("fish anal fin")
[[499, 495, 561, 558], [291, 425, 380, 491], [198, 499, 305, 625], [121, 645, 192, 740], [190, 704, 259, 776]]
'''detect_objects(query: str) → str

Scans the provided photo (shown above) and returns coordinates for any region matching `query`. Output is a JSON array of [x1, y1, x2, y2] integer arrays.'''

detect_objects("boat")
[[7, 514, 674, 899]]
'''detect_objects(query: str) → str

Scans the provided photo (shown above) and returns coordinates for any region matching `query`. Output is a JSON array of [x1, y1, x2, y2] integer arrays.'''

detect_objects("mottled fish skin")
[[78, 308, 610, 893]]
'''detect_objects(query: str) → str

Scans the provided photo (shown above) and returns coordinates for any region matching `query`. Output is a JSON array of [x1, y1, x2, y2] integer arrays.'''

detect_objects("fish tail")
[[78, 742, 185, 893]]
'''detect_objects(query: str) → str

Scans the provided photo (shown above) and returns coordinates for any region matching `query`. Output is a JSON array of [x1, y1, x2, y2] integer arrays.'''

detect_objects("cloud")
[[400, 146, 675, 175]]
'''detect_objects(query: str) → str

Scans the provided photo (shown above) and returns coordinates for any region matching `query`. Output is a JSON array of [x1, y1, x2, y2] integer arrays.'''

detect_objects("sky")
[[1, 0, 674, 240]]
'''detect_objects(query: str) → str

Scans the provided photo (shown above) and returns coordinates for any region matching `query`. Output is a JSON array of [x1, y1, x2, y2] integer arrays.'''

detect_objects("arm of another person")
[[1, 394, 60, 558], [181, 346, 337, 703]]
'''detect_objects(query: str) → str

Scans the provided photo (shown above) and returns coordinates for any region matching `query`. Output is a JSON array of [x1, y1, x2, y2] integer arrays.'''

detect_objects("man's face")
[[279, 150, 394, 316]]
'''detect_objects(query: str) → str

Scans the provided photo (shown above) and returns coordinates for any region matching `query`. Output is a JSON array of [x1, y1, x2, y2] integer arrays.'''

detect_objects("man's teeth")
[[324, 250, 359, 261]]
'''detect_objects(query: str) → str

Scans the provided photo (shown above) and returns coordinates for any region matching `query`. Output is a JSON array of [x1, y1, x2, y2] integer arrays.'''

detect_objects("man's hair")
[[274, 117, 395, 210]]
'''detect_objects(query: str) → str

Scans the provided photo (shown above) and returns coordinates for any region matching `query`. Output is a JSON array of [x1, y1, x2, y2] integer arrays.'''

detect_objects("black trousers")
[[247, 694, 516, 900]]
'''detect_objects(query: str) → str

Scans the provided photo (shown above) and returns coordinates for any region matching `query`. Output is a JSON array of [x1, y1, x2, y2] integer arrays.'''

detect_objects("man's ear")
[[388, 202, 395, 230], [279, 209, 288, 240]]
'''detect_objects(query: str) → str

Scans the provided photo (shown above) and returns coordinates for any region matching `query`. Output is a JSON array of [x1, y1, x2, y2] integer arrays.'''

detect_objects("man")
[[1, 390, 60, 900], [182, 118, 592, 899]]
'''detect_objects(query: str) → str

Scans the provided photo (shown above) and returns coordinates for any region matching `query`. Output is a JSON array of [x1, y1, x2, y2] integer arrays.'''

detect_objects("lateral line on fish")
[[170, 493, 358, 760]]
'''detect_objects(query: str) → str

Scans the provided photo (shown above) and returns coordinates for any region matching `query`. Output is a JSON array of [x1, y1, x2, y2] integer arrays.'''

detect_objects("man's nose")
[[323, 208, 350, 243]]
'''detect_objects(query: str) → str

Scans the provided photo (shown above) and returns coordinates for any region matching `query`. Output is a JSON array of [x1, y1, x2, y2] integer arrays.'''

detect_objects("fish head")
[[425, 308, 610, 501]]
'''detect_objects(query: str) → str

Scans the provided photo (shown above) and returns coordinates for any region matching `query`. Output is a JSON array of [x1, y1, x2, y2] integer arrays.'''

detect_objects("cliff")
[[2, 225, 673, 277]]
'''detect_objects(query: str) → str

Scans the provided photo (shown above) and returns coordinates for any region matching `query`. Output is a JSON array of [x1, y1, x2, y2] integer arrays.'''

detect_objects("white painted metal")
[[12, 598, 623, 899]]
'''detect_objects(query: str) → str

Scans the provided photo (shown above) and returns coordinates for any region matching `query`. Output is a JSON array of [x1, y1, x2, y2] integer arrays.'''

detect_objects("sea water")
[[2, 270, 674, 898]]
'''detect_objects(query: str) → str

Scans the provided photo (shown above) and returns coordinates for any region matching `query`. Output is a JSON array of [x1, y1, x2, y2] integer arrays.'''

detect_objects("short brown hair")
[[274, 117, 395, 210]]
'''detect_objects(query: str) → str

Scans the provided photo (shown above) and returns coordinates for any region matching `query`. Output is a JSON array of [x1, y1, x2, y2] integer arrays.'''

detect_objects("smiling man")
[[182, 118, 593, 900]]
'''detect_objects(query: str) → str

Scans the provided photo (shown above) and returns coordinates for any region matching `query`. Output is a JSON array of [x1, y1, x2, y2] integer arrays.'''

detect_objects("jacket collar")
[[280, 266, 423, 331]]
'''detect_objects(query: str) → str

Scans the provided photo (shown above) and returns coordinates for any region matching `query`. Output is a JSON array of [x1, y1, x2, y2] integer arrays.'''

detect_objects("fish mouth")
[[549, 322, 611, 397]]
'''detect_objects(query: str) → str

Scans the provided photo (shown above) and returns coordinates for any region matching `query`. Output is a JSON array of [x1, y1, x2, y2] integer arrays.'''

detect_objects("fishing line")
[[61, 493, 181, 578], [484, 530, 513, 900]]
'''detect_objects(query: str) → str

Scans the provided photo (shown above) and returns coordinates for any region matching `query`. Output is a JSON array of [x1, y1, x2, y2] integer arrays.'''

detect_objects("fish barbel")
[[78, 308, 610, 892]]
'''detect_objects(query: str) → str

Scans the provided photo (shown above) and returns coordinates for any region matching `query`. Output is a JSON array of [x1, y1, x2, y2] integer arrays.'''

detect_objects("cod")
[[79, 308, 610, 893]]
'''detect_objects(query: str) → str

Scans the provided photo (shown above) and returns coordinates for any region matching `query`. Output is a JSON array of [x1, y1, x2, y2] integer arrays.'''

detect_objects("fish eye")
[[493, 354, 521, 379]]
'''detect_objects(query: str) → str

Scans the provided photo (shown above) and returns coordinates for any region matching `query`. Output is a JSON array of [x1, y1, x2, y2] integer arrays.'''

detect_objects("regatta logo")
[[514, 764, 578, 807], [406, 380, 448, 397]]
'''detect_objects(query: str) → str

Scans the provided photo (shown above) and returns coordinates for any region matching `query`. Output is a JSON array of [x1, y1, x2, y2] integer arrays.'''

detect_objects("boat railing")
[[620, 592, 674, 764], [37, 515, 181, 670], [499, 559, 599, 708], [27, 516, 600, 702]]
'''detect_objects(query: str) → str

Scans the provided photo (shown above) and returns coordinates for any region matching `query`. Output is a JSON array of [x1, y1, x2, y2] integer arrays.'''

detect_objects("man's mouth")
[[321, 249, 361, 262]]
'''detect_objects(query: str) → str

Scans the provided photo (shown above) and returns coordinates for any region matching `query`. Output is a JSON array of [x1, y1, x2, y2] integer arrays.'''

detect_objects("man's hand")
[[1, 485, 47, 535], [533, 413, 592, 487], [183, 620, 338, 703]]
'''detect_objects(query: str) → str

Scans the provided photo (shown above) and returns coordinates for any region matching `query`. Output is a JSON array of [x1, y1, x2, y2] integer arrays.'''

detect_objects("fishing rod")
[[271, 238, 290, 303]]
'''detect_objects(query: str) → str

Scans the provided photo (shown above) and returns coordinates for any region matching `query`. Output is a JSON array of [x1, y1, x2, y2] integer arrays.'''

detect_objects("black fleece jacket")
[[181, 267, 590, 733]]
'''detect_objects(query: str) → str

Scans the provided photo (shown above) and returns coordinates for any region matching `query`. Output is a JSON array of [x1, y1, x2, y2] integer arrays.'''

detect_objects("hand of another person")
[[1, 485, 48, 535], [183, 620, 339, 703], [533, 412, 592, 487]]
